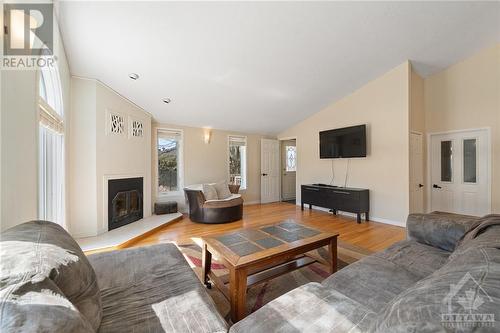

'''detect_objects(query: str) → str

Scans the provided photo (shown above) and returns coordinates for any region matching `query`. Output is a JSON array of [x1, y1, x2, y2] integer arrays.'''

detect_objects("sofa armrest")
[[406, 212, 479, 252], [87, 243, 181, 289]]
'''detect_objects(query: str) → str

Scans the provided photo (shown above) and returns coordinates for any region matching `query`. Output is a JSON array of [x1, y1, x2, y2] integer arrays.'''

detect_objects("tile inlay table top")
[[201, 219, 339, 322]]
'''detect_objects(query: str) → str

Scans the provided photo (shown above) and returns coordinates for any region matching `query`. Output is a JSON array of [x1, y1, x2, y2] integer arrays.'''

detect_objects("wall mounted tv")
[[319, 125, 367, 159]]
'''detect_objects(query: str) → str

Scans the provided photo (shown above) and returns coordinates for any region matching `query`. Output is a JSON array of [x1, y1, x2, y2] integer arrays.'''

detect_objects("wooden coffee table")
[[201, 220, 339, 322]]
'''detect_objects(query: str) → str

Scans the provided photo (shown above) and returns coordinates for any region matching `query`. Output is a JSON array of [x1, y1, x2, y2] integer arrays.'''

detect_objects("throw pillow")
[[0, 221, 102, 331], [214, 181, 232, 199], [202, 184, 218, 200]]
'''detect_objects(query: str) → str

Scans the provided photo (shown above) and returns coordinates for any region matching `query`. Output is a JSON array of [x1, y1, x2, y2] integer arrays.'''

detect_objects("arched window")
[[38, 59, 65, 227]]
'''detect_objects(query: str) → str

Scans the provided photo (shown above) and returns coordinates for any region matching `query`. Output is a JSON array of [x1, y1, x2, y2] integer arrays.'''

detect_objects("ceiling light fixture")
[[128, 73, 139, 80], [162, 98, 172, 104]]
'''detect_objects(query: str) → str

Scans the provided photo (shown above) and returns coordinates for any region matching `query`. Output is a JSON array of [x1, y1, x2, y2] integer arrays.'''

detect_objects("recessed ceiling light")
[[128, 73, 139, 80], [162, 98, 172, 104]]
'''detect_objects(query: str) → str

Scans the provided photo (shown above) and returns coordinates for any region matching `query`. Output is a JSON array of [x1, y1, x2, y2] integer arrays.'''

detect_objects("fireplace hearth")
[[108, 177, 143, 231]]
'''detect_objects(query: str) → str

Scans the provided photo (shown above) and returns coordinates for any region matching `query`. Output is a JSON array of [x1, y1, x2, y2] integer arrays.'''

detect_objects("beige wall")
[[410, 68, 425, 133], [69, 77, 152, 237], [279, 62, 411, 226], [69, 78, 98, 236], [1, 18, 71, 231], [152, 123, 268, 210], [424, 43, 500, 213], [95, 81, 152, 234]]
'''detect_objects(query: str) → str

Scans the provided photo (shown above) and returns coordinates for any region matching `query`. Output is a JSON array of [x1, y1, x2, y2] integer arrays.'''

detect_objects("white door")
[[281, 140, 297, 201], [430, 129, 490, 216], [409, 132, 424, 213], [261, 139, 280, 203]]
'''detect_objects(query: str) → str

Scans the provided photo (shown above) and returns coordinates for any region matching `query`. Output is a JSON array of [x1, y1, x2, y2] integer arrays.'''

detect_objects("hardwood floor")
[[126, 202, 406, 253]]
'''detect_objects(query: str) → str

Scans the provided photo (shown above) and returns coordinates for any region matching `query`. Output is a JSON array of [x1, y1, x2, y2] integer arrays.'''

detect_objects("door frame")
[[426, 127, 491, 214], [278, 136, 298, 202]]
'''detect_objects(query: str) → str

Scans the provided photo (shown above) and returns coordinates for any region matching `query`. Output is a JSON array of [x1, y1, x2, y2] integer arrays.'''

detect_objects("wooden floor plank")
[[123, 202, 406, 253]]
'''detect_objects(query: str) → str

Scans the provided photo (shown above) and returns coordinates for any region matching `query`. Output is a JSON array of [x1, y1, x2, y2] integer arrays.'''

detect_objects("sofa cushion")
[[203, 183, 219, 200], [204, 195, 243, 208], [373, 245, 500, 332], [455, 214, 500, 251], [406, 212, 479, 252], [229, 282, 377, 333], [374, 240, 450, 279], [0, 278, 94, 333], [214, 181, 232, 199], [88, 243, 227, 333], [322, 255, 422, 314], [0, 221, 102, 331]]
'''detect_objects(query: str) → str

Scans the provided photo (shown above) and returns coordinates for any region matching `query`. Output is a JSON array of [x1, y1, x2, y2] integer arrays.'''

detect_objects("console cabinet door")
[[302, 186, 325, 207], [332, 190, 360, 212]]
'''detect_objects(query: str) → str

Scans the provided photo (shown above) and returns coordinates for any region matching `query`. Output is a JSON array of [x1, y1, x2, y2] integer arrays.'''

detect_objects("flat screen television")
[[320, 125, 366, 158]]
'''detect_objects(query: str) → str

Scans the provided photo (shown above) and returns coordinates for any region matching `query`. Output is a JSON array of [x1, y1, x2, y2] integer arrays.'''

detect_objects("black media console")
[[301, 184, 369, 223]]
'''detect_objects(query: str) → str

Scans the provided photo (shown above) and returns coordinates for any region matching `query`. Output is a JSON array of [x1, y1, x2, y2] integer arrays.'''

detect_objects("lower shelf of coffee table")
[[208, 254, 317, 300]]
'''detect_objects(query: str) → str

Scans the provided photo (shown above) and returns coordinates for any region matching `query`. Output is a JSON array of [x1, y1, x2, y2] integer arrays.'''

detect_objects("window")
[[285, 146, 297, 172], [463, 139, 477, 183], [38, 60, 65, 227], [440, 140, 453, 182], [157, 129, 183, 194], [228, 136, 247, 189]]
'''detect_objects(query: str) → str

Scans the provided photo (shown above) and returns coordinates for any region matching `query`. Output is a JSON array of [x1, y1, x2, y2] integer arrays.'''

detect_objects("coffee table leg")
[[229, 267, 247, 322], [202, 243, 212, 288], [328, 237, 338, 274]]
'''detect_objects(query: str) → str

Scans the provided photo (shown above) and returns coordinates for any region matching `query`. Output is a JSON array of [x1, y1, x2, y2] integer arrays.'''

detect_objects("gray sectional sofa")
[[2, 213, 499, 332], [230, 213, 500, 333], [0, 221, 227, 333]]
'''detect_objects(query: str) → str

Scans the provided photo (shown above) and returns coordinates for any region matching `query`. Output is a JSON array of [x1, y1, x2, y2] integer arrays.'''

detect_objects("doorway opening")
[[280, 139, 297, 203]]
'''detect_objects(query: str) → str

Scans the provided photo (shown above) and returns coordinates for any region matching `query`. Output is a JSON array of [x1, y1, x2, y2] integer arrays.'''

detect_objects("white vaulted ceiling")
[[58, 1, 500, 134]]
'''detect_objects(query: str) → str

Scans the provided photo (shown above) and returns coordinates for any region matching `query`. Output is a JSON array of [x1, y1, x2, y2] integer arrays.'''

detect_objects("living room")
[[1, 1, 499, 332]]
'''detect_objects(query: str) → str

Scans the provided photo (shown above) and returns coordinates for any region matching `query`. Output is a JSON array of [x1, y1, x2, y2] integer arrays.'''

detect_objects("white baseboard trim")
[[244, 200, 261, 205], [71, 231, 99, 239], [295, 203, 406, 227]]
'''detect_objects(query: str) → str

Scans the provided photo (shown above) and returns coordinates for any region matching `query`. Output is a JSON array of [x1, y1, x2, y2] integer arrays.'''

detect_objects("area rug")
[[177, 239, 372, 319]]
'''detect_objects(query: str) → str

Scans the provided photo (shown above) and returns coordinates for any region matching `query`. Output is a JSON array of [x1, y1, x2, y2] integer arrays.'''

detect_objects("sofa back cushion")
[[406, 212, 479, 252], [202, 183, 219, 200], [0, 221, 102, 331], [214, 180, 232, 199], [0, 278, 94, 333], [373, 221, 500, 332]]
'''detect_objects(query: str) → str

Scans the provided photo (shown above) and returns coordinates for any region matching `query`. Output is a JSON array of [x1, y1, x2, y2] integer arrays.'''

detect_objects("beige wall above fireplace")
[[69, 77, 152, 238]]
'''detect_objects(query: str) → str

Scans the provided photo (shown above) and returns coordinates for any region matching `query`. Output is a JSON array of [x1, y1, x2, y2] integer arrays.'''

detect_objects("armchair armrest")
[[406, 212, 479, 252]]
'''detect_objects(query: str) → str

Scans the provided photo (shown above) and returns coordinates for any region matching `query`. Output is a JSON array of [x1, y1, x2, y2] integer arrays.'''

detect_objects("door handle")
[[262, 173, 268, 176], [433, 184, 442, 189], [333, 191, 351, 195], [418, 184, 424, 188]]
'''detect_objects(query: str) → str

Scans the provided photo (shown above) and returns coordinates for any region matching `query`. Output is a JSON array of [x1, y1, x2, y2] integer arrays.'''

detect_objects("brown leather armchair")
[[184, 186, 243, 224]]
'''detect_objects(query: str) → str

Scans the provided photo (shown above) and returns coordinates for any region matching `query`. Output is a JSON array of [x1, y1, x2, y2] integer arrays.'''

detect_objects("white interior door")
[[281, 139, 296, 201], [409, 132, 424, 213], [261, 139, 280, 203], [430, 129, 490, 216]]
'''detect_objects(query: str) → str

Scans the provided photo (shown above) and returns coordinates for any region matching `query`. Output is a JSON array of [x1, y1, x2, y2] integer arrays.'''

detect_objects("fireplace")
[[108, 177, 143, 231]]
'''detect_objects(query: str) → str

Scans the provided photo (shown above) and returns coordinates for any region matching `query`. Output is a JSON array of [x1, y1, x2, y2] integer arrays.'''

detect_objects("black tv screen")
[[320, 125, 366, 158]]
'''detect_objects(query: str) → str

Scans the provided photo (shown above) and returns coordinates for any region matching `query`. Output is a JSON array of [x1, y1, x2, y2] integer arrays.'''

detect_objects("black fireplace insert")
[[108, 177, 143, 231]]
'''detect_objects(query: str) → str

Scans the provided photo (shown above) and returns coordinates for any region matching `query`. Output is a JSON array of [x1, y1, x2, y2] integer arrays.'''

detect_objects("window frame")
[[227, 135, 247, 190], [37, 60, 65, 227], [155, 128, 184, 198]]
